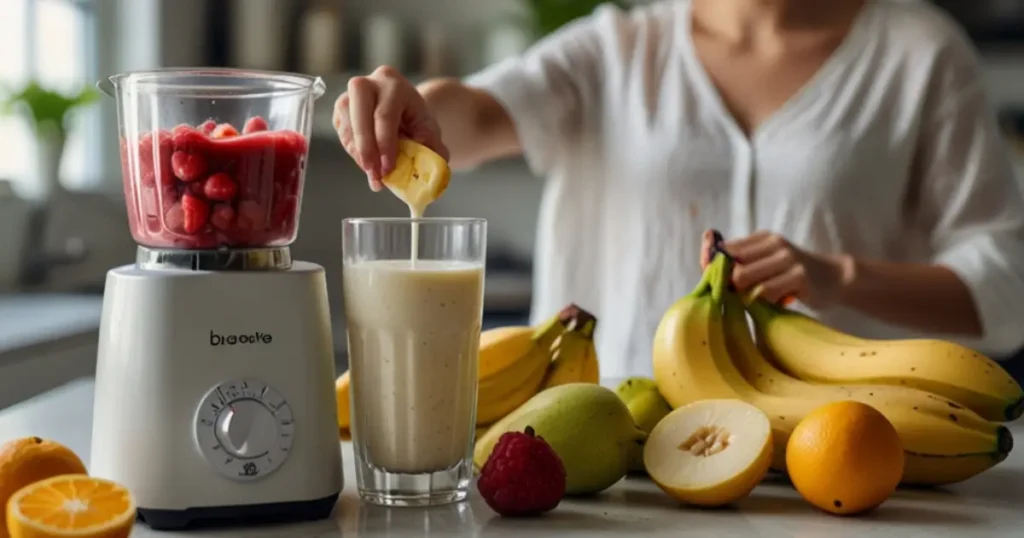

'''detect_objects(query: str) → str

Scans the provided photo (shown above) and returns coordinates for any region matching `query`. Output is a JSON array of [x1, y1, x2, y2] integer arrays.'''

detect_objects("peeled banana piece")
[[747, 299, 1024, 422], [652, 255, 1012, 486]]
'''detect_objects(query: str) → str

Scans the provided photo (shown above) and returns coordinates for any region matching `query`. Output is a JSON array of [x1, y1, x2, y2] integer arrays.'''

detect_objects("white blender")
[[90, 68, 343, 530]]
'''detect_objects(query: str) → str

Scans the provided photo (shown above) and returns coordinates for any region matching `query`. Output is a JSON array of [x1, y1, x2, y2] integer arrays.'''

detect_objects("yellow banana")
[[652, 255, 1012, 486], [724, 296, 998, 435], [746, 299, 1024, 422], [476, 314, 565, 425], [542, 314, 600, 389]]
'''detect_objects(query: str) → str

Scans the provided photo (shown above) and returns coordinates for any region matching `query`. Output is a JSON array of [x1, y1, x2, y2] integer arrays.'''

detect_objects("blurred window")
[[0, 0, 100, 191]]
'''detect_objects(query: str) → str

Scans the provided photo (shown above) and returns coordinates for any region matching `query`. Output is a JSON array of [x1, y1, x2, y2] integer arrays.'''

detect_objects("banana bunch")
[[747, 299, 1024, 422], [652, 254, 1013, 486], [478, 304, 601, 426], [334, 304, 602, 441], [541, 309, 600, 389]]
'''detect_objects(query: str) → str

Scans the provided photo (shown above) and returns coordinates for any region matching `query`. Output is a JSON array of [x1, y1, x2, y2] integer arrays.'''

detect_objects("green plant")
[[524, 0, 630, 38], [1, 81, 99, 140]]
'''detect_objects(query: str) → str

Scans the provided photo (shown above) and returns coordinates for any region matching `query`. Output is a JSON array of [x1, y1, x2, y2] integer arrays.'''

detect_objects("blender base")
[[137, 491, 340, 530], [91, 255, 344, 529]]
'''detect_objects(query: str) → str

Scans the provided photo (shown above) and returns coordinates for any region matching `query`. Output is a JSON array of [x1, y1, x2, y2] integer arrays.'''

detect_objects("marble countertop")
[[2, 378, 1023, 537]]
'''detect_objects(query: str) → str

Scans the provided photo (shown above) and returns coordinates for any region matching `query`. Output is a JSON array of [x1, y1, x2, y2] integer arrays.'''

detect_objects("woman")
[[333, 0, 1024, 378]]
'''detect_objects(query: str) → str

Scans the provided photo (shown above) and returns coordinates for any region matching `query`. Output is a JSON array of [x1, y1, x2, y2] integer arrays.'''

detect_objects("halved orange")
[[381, 139, 451, 215], [6, 475, 135, 538]]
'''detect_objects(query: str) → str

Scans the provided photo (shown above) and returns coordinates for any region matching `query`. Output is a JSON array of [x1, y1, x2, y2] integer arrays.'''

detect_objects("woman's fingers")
[[725, 230, 783, 263], [700, 230, 713, 269], [749, 265, 807, 304], [347, 76, 382, 188], [731, 248, 795, 291]]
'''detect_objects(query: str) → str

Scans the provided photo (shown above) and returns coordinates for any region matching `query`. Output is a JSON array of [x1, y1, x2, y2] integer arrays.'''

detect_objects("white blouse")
[[465, 0, 1024, 378]]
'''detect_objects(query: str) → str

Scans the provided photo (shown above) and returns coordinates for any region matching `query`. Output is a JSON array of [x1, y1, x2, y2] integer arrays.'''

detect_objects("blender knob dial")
[[194, 380, 295, 481]]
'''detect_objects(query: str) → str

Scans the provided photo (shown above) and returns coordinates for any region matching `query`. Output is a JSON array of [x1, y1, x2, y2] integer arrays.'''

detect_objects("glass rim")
[[342, 217, 487, 225], [101, 68, 326, 100]]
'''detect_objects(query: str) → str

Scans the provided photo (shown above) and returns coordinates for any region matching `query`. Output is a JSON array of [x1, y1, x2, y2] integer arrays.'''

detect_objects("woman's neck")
[[692, 0, 865, 44]]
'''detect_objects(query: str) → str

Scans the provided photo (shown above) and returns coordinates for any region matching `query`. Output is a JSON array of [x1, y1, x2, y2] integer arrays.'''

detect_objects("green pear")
[[624, 389, 673, 473], [614, 377, 659, 405], [474, 383, 646, 496]]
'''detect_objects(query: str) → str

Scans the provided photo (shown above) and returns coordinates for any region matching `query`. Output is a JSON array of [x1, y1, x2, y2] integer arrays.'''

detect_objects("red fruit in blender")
[[236, 200, 264, 231], [198, 119, 217, 135], [121, 120, 308, 249], [211, 123, 240, 138], [209, 204, 236, 231], [171, 151, 209, 182], [202, 172, 238, 202], [243, 116, 269, 134], [172, 126, 210, 152], [271, 195, 299, 231], [181, 193, 210, 234], [164, 203, 185, 233]]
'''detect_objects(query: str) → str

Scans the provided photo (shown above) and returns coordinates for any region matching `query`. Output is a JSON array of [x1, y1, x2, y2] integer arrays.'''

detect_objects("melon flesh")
[[644, 398, 773, 506]]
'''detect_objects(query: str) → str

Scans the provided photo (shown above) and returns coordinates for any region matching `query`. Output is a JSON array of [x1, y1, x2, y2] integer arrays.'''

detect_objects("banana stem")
[[558, 303, 598, 334], [710, 253, 732, 304]]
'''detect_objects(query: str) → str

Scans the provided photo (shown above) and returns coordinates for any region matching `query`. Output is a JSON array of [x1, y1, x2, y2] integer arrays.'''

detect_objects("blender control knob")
[[194, 380, 294, 481], [214, 399, 280, 459]]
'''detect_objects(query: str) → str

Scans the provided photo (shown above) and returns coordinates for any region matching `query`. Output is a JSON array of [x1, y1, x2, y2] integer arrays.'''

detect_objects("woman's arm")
[[832, 255, 982, 337], [416, 79, 520, 171]]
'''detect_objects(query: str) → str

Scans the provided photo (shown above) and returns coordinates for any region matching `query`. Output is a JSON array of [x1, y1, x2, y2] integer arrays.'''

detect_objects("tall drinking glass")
[[342, 217, 487, 506]]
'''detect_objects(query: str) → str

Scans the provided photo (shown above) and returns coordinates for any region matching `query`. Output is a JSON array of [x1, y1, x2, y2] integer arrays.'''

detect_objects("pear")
[[615, 377, 673, 474], [474, 383, 646, 496], [614, 376, 659, 404]]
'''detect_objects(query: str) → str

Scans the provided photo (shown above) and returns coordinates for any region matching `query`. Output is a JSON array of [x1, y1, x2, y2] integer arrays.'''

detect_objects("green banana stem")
[[559, 303, 599, 334], [687, 259, 717, 298], [576, 318, 597, 339], [531, 313, 567, 347], [709, 253, 732, 304]]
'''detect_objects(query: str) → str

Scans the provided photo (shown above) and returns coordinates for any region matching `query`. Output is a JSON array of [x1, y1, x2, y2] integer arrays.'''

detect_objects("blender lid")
[[98, 67, 326, 101], [136, 246, 293, 272]]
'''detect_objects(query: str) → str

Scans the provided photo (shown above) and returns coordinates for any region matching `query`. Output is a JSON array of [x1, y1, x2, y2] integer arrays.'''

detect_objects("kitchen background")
[[1, 0, 1023, 409]]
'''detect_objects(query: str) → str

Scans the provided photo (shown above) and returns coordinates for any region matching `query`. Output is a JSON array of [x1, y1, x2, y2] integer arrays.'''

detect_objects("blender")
[[89, 68, 343, 530]]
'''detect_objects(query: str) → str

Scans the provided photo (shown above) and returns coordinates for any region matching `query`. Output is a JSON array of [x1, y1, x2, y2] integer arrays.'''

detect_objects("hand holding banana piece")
[[700, 228, 848, 309]]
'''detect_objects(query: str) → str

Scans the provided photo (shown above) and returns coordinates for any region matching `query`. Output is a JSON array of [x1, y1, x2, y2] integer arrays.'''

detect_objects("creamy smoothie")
[[343, 258, 484, 473]]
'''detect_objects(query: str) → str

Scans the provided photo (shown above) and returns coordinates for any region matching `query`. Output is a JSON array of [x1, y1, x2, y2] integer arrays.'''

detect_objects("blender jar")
[[100, 68, 326, 250]]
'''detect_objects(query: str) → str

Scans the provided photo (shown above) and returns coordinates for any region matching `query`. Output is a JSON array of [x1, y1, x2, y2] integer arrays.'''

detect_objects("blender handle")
[[97, 77, 116, 98], [311, 76, 326, 100]]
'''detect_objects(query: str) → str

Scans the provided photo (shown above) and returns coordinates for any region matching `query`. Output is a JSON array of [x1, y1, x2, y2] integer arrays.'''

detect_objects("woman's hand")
[[333, 66, 449, 191], [700, 229, 851, 309]]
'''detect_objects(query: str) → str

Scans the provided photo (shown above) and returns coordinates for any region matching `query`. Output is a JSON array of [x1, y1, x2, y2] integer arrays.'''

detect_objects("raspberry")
[[171, 151, 209, 182], [202, 172, 239, 202], [198, 119, 217, 135], [211, 123, 240, 139], [477, 426, 566, 517], [181, 193, 210, 234], [243, 116, 269, 134]]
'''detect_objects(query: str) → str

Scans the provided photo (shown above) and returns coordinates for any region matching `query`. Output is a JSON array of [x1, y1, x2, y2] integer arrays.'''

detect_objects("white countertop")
[[2, 378, 1023, 537]]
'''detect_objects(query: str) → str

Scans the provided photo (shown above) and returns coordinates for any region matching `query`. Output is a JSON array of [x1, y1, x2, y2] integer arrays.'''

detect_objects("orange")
[[336, 371, 352, 440], [0, 438, 88, 538], [786, 401, 903, 516], [5, 475, 135, 538]]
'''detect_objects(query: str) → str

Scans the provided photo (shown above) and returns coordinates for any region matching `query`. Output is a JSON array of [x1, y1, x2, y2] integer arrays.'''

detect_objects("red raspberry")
[[477, 426, 566, 517], [202, 172, 238, 202], [181, 193, 210, 234], [211, 123, 239, 139], [198, 119, 217, 135], [171, 151, 209, 182], [243, 116, 269, 134]]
